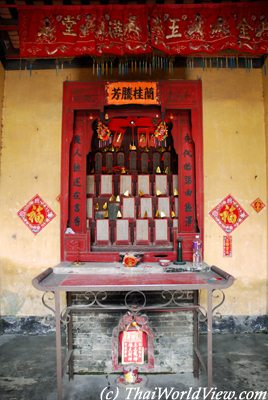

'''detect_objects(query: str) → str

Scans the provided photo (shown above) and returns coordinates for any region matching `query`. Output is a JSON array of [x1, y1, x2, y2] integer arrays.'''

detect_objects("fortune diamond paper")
[[251, 198, 265, 213], [18, 194, 56, 235], [209, 194, 248, 234]]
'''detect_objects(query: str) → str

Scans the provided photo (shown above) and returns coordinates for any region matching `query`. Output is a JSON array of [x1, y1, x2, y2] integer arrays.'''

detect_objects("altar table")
[[32, 262, 234, 400]]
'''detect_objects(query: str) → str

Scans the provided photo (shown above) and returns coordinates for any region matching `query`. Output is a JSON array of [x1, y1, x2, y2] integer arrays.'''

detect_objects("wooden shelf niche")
[[86, 119, 179, 252]]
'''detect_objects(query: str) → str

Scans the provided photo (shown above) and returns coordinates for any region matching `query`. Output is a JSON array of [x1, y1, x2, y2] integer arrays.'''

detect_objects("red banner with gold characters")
[[19, 5, 151, 58], [151, 3, 268, 56], [19, 3, 268, 58]]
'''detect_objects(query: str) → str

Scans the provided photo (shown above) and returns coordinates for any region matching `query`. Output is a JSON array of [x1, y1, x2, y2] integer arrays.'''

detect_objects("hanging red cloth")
[[19, 3, 268, 58], [151, 2, 268, 56], [19, 5, 151, 58]]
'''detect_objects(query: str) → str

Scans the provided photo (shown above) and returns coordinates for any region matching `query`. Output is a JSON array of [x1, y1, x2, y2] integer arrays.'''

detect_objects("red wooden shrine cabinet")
[[61, 80, 203, 262]]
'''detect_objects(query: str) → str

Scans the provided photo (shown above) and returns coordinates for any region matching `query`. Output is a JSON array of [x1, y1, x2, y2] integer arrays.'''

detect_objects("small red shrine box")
[[112, 313, 154, 372]]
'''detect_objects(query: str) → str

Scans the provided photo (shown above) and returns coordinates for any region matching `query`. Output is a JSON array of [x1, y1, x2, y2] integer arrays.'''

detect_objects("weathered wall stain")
[[1, 290, 25, 316]]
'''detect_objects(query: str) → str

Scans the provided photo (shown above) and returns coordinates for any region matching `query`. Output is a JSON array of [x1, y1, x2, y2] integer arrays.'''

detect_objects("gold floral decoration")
[[154, 121, 168, 141], [97, 121, 111, 141]]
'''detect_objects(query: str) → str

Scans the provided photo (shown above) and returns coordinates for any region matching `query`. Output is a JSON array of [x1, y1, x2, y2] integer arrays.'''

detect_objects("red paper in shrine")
[[121, 330, 144, 365]]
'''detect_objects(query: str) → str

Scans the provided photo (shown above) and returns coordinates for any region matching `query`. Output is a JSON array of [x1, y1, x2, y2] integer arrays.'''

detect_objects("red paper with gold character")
[[251, 197, 265, 213], [210, 194, 248, 234], [18, 194, 56, 235]]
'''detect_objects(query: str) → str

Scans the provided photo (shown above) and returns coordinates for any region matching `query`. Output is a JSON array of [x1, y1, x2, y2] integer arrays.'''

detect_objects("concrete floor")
[[0, 333, 267, 400]]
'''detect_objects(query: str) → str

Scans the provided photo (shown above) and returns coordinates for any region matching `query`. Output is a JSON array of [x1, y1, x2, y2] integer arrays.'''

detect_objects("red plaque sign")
[[121, 330, 144, 365], [106, 82, 159, 105]]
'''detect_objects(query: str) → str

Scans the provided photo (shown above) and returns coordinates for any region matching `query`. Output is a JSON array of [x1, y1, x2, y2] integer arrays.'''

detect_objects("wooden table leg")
[[193, 290, 200, 378], [55, 290, 63, 400], [207, 289, 213, 388]]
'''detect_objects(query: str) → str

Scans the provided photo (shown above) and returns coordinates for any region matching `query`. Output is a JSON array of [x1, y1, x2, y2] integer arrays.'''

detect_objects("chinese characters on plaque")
[[18, 194, 56, 235], [122, 330, 144, 365], [106, 82, 159, 106]]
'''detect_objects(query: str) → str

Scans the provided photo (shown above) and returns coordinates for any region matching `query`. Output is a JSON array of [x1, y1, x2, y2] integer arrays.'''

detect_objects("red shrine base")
[[64, 231, 198, 263]]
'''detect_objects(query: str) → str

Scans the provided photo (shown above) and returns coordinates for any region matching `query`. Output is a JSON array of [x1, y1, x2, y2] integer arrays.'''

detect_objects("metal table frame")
[[33, 264, 234, 400]]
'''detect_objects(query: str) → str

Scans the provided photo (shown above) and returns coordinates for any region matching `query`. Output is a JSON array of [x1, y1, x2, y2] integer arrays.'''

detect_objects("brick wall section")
[[70, 293, 194, 374]]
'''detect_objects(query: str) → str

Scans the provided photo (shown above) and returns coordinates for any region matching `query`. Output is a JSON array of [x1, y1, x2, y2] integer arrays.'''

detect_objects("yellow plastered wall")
[[263, 57, 268, 316], [188, 68, 267, 315], [0, 63, 5, 173], [0, 62, 5, 317], [0, 67, 267, 316]]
